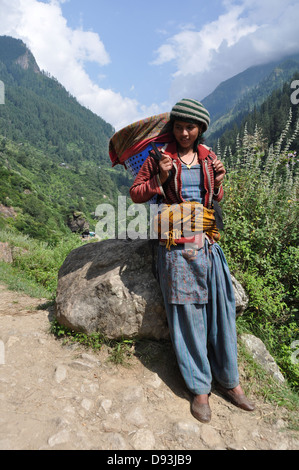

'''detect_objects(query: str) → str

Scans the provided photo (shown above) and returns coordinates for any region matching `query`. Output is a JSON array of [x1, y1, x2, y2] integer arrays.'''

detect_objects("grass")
[[50, 319, 135, 367], [237, 340, 299, 431], [0, 260, 51, 299]]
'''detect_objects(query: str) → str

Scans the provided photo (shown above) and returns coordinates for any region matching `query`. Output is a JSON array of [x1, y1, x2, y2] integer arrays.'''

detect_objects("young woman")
[[130, 99, 254, 423]]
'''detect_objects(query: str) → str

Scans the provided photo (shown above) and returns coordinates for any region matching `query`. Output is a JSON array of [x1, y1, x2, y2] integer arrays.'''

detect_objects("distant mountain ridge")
[[0, 36, 114, 162], [203, 54, 299, 142], [0, 36, 131, 242], [0, 36, 40, 73]]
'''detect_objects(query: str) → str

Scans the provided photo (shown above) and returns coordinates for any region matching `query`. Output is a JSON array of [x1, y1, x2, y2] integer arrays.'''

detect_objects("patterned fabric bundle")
[[153, 201, 220, 250], [109, 113, 172, 167]]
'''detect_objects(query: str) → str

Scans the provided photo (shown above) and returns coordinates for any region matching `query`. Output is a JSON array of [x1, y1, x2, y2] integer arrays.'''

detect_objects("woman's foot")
[[191, 394, 211, 423], [216, 383, 255, 411]]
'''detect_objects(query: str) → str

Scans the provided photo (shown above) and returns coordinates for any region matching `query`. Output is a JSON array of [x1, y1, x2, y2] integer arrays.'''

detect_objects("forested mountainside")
[[0, 36, 113, 162], [203, 54, 299, 145], [0, 36, 132, 242], [208, 71, 299, 158]]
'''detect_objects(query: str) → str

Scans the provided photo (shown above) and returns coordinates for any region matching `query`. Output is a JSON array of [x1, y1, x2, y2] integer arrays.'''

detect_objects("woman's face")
[[173, 121, 201, 151]]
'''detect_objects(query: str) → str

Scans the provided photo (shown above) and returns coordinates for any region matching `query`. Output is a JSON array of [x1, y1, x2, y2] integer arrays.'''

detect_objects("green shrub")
[[219, 118, 299, 390]]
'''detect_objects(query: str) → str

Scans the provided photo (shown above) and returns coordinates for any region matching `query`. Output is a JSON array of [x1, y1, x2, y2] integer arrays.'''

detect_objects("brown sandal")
[[216, 384, 255, 411], [191, 396, 212, 423]]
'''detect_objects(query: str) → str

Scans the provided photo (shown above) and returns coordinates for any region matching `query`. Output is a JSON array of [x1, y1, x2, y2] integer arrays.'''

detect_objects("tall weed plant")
[[219, 110, 299, 390]]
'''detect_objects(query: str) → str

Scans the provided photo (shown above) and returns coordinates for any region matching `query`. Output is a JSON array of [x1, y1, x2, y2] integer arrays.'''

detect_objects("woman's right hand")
[[159, 155, 173, 184]]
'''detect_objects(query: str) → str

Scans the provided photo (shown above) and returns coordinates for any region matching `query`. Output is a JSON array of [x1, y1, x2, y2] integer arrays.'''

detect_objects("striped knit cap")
[[170, 98, 210, 132]]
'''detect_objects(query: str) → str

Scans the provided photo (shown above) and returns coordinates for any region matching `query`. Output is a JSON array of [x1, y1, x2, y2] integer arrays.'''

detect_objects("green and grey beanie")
[[170, 98, 210, 132]]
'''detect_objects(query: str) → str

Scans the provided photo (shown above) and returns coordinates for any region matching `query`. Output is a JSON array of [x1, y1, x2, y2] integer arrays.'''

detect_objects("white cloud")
[[153, 0, 299, 103], [0, 0, 147, 129], [1, 0, 298, 130]]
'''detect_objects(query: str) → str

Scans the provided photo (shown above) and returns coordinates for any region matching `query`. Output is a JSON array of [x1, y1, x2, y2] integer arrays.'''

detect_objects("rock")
[[102, 413, 122, 433], [173, 420, 200, 436], [200, 425, 225, 449], [67, 211, 89, 234], [0, 242, 13, 263], [145, 372, 162, 389], [55, 239, 168, 339], [125, 406, 147, 428], [48, 430, 70, 447], [241, 334, 285, 383], [81, 398, 93, 411], [54, 364, 67, 383], [130, 429, 156, 450], [231, 275, 248, 315], [104, 433, 128, 450], [0, 204, 17, 219], [55, 238, 248, 340], [122, 385, 145, 404], [68, 360, 94, 371], [100, 399, 113, 414]]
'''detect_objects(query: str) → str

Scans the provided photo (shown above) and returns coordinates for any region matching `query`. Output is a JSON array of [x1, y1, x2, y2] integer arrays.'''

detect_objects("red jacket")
[[130, 141, 224, 208]]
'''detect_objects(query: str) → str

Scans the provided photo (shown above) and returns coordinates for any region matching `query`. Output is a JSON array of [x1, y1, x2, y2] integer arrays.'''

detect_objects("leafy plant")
[[219, 112, 299, 390], [50, 319, 135, 366]]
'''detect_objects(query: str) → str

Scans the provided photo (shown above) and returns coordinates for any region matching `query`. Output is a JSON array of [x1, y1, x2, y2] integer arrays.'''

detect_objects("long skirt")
[[157, 240, 239, 395]]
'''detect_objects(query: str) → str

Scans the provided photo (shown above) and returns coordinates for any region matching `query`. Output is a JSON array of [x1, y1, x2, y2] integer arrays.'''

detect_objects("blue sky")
[[1, 0, 299, 129]]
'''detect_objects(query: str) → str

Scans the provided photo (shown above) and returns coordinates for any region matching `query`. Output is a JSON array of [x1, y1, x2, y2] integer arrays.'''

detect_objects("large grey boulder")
[[55, 239, 248, 340]]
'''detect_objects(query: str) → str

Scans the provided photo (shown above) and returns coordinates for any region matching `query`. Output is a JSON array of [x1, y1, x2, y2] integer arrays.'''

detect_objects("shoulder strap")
[[199, 145, 224, 230]]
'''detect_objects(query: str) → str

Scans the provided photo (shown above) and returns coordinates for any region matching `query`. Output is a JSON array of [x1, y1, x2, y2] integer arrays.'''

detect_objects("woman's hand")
[[212, 159, 226, 187], [159, 155, 173, 184]]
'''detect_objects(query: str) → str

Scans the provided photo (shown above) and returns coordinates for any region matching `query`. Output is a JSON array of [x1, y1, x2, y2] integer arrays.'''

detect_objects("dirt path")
[[0, 283, 298, 451]]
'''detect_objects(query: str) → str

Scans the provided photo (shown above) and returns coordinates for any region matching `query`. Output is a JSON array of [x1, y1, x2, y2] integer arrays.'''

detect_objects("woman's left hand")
[[213, 159, 226, 187]]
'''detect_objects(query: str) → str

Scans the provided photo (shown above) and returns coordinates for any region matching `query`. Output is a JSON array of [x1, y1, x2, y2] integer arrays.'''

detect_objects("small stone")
[[102, 413, 122, 433], [122, 385, 144, 403], [81, 398, 93, 411], [125, 406, 147, 428], [145, 372, 162, 389], [6, 336, 19, 348], [200, 426, 224, 449], [54, 365, 67, 383], [100, 399, 112, 414], [105, 433, 128, 450], [130, 429, 156, 450], [79, 353, 100, 364], [173, 420, 200, 436], [48, 430, 70, 447], [68, 360, 94, 371]]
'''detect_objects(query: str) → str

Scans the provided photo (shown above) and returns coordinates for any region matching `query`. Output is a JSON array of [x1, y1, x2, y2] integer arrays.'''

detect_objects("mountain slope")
[[0, 36, 132, 242], [210, 71, 299, 156], [0, 36, 113, 163], [203, 54, 299, 142]]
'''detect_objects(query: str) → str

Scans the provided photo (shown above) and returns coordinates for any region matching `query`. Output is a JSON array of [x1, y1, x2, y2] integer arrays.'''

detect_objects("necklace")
[[178, 152, 197, 169]]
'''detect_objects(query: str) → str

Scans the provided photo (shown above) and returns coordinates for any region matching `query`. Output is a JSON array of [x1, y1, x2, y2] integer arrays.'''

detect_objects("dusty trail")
[[0, 284, 298, 451]]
